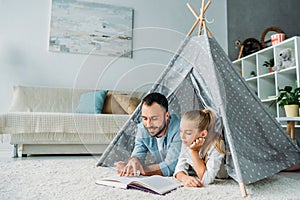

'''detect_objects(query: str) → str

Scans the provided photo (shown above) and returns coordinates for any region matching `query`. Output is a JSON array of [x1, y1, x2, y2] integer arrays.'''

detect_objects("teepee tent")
[[97, 1, 300, 197]]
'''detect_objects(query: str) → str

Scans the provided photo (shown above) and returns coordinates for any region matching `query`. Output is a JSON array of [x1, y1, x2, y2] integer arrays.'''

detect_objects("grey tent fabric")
[[97, 34, 300, 185]]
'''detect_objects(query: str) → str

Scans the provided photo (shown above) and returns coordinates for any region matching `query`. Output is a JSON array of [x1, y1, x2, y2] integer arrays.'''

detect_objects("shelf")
[[281, 125, 300, 128], [257, 48, 274, 76], [233, 36, 300, 121], [259, 71, 275, 78], [242, 55, 257, 79], [277, 68, 297, 89], [261, 97, 276, 102], [245, 76, 257, 81]]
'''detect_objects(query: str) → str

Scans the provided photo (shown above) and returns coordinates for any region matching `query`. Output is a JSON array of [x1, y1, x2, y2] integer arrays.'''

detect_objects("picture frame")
[[49, 0, 133, 58]]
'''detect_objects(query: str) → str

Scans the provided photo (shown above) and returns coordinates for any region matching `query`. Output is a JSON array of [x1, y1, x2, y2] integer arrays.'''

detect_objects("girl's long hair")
[[182, 109, 225, 161]]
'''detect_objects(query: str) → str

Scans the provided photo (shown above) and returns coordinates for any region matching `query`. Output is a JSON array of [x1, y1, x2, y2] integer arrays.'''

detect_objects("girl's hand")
[[182, 176, 203, 187], [189, 137, 205, 152]]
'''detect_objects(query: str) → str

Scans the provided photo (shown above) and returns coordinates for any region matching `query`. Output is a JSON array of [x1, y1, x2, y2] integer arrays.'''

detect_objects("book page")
[[96, 176, 139, 189], [96, 175, 182, 194], [130, 175, 182, 194]]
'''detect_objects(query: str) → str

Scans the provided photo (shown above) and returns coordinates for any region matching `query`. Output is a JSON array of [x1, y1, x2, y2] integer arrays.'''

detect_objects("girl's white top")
[[174, 143, 224, 185]]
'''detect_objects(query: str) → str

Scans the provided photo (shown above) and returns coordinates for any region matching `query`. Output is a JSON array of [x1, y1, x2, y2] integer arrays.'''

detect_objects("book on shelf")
[[95, 175, 183, 195]]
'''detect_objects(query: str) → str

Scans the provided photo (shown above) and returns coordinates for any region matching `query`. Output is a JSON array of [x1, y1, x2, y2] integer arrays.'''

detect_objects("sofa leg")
[[13, 144, 18, 158]]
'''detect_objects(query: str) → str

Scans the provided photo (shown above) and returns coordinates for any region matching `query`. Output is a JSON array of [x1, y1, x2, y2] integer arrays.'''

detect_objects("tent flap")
[[97, 35, 300, 185]]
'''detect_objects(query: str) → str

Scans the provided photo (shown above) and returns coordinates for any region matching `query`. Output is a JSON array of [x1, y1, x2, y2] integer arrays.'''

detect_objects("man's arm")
[[143, 164, 163, 176], [120, 125, 148, 176], [158, 131, 182, 176], [130, 125, 148, 164]]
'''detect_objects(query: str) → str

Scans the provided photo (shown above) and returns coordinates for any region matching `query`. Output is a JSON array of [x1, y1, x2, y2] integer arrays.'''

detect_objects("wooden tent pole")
[[204, 1, 211, 12], [186, 2, 200, 36], [239, 182, 248, 197], [186, 1, 212, 37], [187, 3, 199, 18], [187, 1, 211, 18], [202, 19, 213, 38], [187, 18, 200, 36], [198, 0, 206, 35], [202, 0, 212, 36], [206, 27, 213, 38]]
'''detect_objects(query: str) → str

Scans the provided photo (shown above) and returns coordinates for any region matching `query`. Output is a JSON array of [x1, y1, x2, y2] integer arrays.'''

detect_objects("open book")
[[95, 175, 182, 195]]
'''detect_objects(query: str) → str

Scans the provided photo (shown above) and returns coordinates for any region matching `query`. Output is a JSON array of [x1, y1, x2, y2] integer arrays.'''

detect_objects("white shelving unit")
[[233, 36, 300, 119]]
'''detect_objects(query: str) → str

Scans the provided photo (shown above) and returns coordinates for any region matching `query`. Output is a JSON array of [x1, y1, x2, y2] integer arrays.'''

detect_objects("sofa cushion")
[[75, 90, 108, 114], [113, 94, 140, 114], [102, 93, 127, 114], [102, 91, 145, 114]]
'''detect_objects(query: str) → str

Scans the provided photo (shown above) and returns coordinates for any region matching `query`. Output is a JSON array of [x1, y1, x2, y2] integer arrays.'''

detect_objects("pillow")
[[9, 85, 32, 112], [102, 93, 127, 114], [113, 94, 141, 114], [75, 90, 108, 114]]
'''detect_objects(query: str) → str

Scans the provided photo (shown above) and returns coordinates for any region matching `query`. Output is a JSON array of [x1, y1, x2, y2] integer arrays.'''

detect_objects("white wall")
[[0, 0, 227, 112]]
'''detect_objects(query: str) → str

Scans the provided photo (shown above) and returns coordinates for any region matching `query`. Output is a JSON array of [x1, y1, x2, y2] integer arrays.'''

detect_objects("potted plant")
[[263, 58, 274, 73], [250, 71, 256, 77], [275, 85, 300, 117]]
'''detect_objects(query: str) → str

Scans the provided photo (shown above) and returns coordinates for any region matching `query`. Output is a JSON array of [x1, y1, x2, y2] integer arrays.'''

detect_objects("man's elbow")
[[159, 163, 176, 176]]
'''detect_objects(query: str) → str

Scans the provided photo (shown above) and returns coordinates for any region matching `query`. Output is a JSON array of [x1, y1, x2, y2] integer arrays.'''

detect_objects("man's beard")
[[145, 118, 167, 138]]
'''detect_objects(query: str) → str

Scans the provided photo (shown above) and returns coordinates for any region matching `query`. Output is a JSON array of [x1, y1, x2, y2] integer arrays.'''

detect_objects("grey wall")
[[0, 0, 227, 112], [227, 0, 300, 61]]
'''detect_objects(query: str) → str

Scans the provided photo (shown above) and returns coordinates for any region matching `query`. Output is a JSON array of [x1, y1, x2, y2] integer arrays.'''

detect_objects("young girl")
[[174, 109, 227, 187]]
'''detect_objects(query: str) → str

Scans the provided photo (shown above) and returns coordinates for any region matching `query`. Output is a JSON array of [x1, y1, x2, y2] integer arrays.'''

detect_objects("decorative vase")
[[269, 67, 274, 73], [284, 104, 299, 117]]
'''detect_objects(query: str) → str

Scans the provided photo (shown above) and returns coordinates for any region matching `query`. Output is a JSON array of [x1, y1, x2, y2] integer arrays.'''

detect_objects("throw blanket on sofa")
[[0, 112, 129, 144]]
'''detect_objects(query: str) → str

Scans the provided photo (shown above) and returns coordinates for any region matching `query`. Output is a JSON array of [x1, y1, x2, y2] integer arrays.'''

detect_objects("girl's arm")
[[190, 149, 206, 180], [189, 137, 207, 180], [175, 171, 203, 187], [174, 144, 203, 187]]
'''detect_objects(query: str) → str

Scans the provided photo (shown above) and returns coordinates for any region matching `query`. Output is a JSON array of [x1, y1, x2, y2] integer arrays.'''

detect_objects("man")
[[115, 92, 181, 177]]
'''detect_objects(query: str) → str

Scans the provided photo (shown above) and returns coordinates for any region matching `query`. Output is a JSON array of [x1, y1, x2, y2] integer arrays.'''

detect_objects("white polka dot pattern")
[[98, 35, 300, 185]]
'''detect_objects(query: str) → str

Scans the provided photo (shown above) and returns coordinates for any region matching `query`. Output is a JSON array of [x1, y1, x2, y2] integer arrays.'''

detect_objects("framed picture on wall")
[[49, 0, 133, 58]]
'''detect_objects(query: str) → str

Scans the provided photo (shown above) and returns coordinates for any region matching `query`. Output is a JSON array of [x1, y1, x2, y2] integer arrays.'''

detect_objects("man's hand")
[[189, 137, 205, 152], [119, 157, 145, 176], [114, 161, 127, 174]]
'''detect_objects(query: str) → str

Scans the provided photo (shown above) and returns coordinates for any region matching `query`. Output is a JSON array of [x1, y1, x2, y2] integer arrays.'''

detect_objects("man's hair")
[[142, 92, 168, 112]]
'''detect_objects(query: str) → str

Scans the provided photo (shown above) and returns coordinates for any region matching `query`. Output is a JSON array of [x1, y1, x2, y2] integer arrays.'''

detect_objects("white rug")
[[0, 157, 299, 200]]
